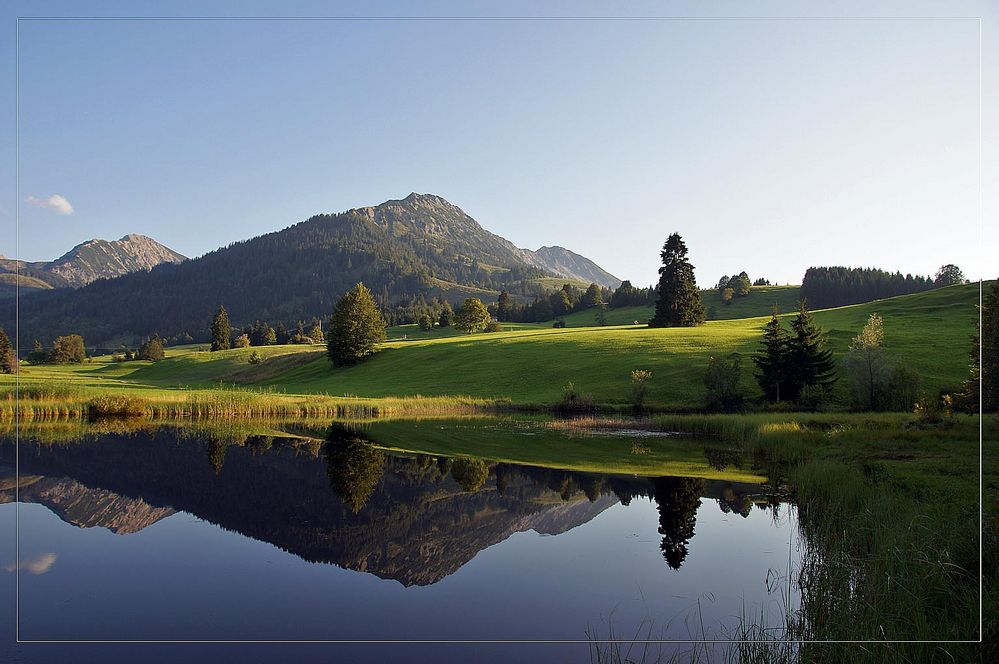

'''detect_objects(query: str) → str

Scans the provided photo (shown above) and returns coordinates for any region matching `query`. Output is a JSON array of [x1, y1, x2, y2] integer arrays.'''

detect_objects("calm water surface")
[[1, 420, 800, 662]]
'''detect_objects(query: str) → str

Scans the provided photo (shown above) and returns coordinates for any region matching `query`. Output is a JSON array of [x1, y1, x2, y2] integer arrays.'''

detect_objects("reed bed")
[[0, 385, 513, 422]]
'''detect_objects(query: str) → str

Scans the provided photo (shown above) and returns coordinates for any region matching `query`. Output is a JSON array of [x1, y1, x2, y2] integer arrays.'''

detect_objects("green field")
[[4, 282, 982, 409], [552, 285, 802, 328]]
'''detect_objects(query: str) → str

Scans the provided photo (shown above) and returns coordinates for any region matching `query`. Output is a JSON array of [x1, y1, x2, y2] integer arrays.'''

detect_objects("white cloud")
[[4, 552, 58, 575], [26, 194, 74, 215]]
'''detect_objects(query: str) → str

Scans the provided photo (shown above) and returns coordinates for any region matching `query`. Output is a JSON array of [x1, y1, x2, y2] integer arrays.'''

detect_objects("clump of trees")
[[843, 313, 920, 411], [211, 306, 231, 351], [327, 283, 387, 367], [800, 266, 939, 309], [716, 272, 752, 303], [49, 334, 87, 364], [649, 233, 705, 328], [610, 280, 656, 308], [752, 303, 836, 405], [934, 264, 966, 286], [453, 298, 491, 334], [137, 334, 165, 362]]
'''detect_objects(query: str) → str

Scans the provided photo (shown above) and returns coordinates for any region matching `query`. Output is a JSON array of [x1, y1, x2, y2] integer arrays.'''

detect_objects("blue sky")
[[2, 1, 995, 287]]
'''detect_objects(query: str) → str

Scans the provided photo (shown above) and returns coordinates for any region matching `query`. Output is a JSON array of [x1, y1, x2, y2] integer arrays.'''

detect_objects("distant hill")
[[0, 234, 187, 289], [524, 246, 620, 289], [7, 194, 618, 346], [0, 273, 55, 299]]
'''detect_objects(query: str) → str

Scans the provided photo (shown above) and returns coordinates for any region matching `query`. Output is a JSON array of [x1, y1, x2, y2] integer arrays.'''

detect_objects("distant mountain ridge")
[[0, 234, 187, 290], [525, 245, 619, 289], [7, 194, 619, 345]]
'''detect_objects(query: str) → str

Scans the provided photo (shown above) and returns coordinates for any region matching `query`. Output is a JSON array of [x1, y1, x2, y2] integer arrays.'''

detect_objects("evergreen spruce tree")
[[965, 280, 999, 412], [327, 283, 387, 367], [210, 306, 231, 351], [0, 327, 16, 374], [752, 308, 791, 402], [786, 301, 837, 399], [438, 301, 454, 328], [496, 290, 512, 322], [649, 233, 705, 327]]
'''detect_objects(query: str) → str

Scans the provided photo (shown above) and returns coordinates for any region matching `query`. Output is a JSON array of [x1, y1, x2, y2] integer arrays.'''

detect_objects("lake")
[[1, 418, 801, 662]]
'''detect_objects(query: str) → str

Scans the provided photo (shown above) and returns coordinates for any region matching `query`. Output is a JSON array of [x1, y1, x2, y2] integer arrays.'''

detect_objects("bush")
[[796, 384, 828, 412], [88, 395, 147, 418], [483, 321, 503, 333], [555, 382, 596, 414], [248, 351, 262, 365], [417, 314, 435, 332], [233, 333, 251, 348], [552, 320, 566, 329], [704, 354, 744, 412], [630, 370, 652, 413]]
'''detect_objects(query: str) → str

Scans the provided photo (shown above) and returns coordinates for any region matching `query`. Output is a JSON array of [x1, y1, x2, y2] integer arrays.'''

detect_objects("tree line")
[[800, 264, 965, 309]]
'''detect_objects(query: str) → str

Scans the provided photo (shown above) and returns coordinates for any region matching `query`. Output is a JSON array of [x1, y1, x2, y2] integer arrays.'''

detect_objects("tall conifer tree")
[[786, 301, 837, 398], [649, 233, 705, 328], [752, 307, 791, 402], [210, 306, 231, 351]]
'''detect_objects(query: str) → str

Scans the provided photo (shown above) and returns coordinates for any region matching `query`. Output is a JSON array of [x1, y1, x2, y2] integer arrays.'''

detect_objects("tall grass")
[[0, 385, 514, 422]]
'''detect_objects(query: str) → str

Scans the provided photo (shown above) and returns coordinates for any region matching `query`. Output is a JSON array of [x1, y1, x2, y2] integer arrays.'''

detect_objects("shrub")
[[704, 354, 744, 412], [233, 333, 251, 348], [248, 351, 262, 365], [418, 314, 435, 332], [555, 382, 596, 414], [88, 395, 147, 418], [552, 320, 566, 329], [483, 321, 503, 333], [630, 369, 652, 413]]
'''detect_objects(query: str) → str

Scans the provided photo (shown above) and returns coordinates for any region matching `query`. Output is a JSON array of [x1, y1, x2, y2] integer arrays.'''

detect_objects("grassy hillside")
[[554, 285, 801, 327], [0, 272, 55, 298], [8, 283, 981, 409]]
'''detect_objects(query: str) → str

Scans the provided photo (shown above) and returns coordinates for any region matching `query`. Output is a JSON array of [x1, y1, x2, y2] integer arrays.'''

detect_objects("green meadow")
[[556, 284, 803, 328], [3, 282, 981, 410]]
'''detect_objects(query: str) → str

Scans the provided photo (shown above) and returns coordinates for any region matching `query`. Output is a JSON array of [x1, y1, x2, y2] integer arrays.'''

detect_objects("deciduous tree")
[[327, 283, 387, 367], [453, 297, 491, 334]]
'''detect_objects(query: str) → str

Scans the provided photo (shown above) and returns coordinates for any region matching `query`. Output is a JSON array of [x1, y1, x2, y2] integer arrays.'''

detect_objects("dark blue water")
[[1, 424, 799, 662]]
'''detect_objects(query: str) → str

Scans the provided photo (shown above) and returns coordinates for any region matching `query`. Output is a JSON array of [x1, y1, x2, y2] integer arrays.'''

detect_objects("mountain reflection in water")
[[1, 423, 779, 586]]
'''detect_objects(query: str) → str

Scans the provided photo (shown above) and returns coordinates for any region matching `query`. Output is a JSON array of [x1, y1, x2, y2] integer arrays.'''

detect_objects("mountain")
[[525, 245, 620, 289], [7, 194, 617, 346], [0, 234, 187, 289]]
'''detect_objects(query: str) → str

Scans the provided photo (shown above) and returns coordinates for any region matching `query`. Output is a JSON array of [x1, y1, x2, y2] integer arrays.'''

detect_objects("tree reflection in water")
[[324, 424, 386, 513], [651, 476, 705, 570]]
